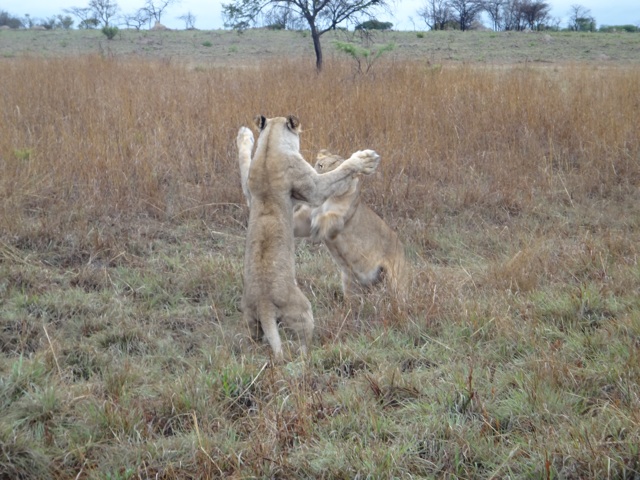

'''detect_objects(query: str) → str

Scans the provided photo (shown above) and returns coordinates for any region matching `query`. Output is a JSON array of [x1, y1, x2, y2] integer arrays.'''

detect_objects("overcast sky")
[[10, 0, 640, 30]]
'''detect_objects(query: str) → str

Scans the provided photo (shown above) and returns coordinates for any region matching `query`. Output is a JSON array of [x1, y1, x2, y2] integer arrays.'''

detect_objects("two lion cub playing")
[[237, 115, 406, 361]]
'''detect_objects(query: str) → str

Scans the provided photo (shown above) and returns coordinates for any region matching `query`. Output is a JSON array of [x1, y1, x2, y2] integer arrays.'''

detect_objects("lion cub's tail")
[[256, 300, 283, 361]]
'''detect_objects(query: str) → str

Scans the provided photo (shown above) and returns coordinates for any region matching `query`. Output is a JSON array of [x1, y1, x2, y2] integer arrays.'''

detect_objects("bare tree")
[[222, 0, 389, 71], [177, 11, 196, 29], [41, 14, 75, 29], [502, 0, 524, 30], [482, 0, 505, 31], [519, 0, 550, 30], [65, 6, 96, 28], [568, 4, 589, 30], [143, 0, 181, 25], [448, 0, 483, 31], [262, 5, 305, 30], [417, 0, 452, 30], [58, 14, 75, 29], [23, 13, 35, 28], [122, 8, 150, 30], [408, 15, 417, 31], [88, 0, 119, 26], [547, 15, 561, 30], [568, 4, 594, 31], [501, 0, 550, 31]]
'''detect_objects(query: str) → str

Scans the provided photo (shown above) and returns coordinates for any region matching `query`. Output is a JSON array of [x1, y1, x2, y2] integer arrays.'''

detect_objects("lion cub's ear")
[[254, 115, 267, 130], [286, 115, 300, 132]]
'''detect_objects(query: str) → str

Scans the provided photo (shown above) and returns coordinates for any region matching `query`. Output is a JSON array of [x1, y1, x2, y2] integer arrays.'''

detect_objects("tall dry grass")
[[2, 56, 639, 303], [1, 56, 639, 478], [2, 58, 638, 240]]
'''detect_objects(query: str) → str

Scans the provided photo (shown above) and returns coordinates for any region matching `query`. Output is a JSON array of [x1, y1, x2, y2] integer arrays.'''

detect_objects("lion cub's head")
[[314, 150, 345, 173], [253, 115, 302, 154]]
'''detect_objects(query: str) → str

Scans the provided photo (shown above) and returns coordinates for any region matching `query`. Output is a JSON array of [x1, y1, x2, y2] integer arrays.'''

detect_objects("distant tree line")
[[419, 0, 553, 31], [417, 0, 639, 32], [0, 11, 74, 29], [1, 1, 639, 33], [0, 0, 197, 31]]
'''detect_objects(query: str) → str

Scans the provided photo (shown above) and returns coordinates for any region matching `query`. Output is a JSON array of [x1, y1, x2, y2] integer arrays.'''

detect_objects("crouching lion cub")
[[237, 116, 381, 362], [293, 150, 408, 303]]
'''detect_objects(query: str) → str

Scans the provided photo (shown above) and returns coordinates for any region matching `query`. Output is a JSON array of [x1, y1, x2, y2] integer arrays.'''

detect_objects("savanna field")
[[1, 29, 640, 478]]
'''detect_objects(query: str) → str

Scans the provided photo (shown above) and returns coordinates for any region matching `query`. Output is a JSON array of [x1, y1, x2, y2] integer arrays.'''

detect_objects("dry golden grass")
[[1, 55, 639, 478], [3, 58, 638, 238]]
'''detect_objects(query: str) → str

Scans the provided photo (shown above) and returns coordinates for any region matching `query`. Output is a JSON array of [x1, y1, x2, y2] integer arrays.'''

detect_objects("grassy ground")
[[1, 28, 640, 65], [1, 46, 640, 478]]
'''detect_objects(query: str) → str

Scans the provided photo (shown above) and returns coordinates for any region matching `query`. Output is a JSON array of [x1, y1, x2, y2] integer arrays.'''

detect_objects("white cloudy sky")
[[9, 0, 640, 30]]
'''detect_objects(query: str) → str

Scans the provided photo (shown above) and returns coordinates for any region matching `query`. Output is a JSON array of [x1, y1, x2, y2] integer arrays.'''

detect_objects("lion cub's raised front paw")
[[237, 126, 254, 149], [348, 149, 380, 175]]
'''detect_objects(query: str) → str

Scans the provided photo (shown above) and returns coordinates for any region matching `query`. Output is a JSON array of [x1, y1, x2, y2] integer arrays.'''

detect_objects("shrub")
[[265, 22, 285, 30], [333, 40, 395, 74], [101, 25, 118, 40], [355, 19, 393, 31], [13, 148, 32, 160]]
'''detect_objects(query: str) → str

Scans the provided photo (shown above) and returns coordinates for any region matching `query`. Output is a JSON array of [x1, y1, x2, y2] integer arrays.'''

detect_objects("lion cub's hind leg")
[[279, 290, 314, 357], [243, 307, 263, 342], [246, 294, 313, 361], [382, 239, 410, 305], [341, 271, 369, 299]]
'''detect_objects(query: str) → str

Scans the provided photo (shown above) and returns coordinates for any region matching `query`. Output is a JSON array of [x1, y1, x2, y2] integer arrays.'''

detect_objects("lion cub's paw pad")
[[237, 126, 255, 145], [351, 150, 380, 175]]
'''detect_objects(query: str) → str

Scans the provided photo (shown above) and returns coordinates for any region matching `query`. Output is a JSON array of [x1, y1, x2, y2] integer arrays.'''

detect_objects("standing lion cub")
[[293, 150, 408, 303], [237, 115, 380, 362]]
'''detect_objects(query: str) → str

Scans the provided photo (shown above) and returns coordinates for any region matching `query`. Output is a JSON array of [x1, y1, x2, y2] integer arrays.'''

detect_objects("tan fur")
[[237, 117, 380, 362], [237, 126, 253, 207], [294, 150, 408, 303]]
